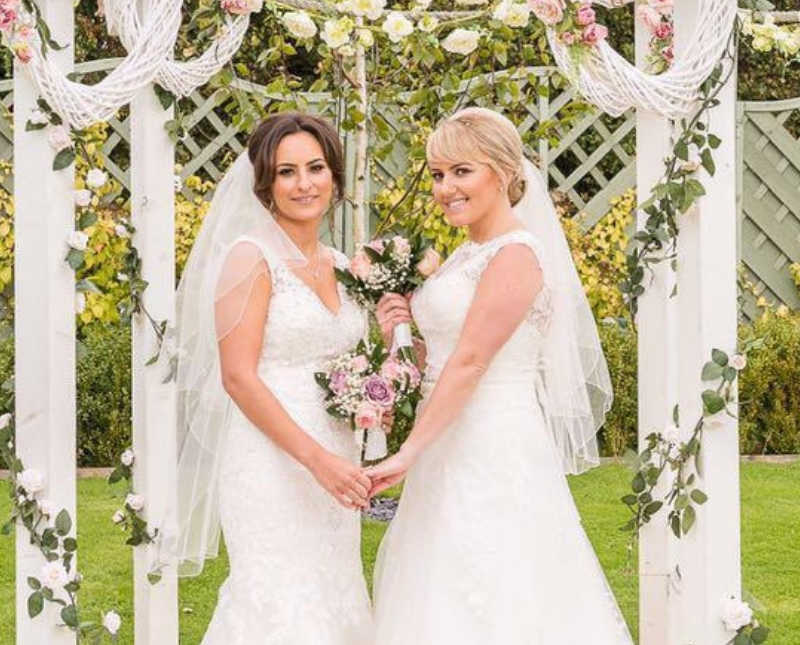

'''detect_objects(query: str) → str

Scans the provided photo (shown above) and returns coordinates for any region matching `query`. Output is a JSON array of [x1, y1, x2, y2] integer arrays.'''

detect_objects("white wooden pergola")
[[12, 1, 741, 643]]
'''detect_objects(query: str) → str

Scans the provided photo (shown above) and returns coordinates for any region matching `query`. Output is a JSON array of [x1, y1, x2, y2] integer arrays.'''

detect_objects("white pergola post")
[[673, 0, 741, 642], [635, 18, 678, 645], [13, 4, 76, 644], [129, 20, 178, 641]]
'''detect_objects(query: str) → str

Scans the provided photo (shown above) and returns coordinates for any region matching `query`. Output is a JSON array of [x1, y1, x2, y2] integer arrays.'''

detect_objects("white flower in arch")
[[67, 231, 88, 251], [382, 12, 413, 43], [321, 17, 354, 49], [350, 0, 385, 21], [493, 1, 530, 28], [417, 14, 438, 33], [357, 28, 374, 47], [40, 561, 69, 590], [441, 28, 481, 55], [86, 168, 107, 189], [282, 11, 317, 40], [721, 596, 753, 632]]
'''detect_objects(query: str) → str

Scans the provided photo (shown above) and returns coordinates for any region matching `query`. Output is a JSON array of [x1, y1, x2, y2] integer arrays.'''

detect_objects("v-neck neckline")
[[285, 251, 343, 317]]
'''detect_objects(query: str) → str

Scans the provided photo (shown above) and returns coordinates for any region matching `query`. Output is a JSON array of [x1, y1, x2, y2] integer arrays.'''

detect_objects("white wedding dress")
[[201, 240, 373, 645], [372, 230, 633, 644]]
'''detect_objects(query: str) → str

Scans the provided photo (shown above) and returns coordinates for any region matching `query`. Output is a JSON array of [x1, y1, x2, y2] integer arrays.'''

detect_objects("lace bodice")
[[411, 229, 553, 385]]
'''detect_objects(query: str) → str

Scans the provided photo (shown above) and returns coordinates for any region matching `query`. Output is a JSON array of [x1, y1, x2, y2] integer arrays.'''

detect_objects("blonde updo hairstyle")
[[426, 107, 527, 207]]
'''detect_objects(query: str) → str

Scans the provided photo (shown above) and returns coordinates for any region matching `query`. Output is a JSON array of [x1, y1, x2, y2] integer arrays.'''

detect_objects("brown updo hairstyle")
[[426, 107, 527, 207], [247, 112, 345, 214]]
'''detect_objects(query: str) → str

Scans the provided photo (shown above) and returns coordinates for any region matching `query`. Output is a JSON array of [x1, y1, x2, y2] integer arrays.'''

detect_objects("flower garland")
[[0, 0, 65, 65], [635, 0, 674, 73], [0, 414, 122, 642]]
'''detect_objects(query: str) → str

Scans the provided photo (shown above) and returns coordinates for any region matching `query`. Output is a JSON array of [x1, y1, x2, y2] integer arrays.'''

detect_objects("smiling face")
[[270, 131, 334, 224], [428, 159, 506, 228]]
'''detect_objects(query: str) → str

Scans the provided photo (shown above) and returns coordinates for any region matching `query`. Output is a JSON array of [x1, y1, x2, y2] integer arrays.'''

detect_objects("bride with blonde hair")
[[369, 107, 633, 644]]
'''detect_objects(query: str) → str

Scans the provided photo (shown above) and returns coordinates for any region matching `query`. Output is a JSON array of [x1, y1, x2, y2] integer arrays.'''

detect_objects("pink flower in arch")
[[654, 21, 673, 40], [636, 4, 661, 33], [581, 22, 608, 46], [650, 0, 673, 16], [575, 4, 595, 27], [527, 0, 564, 26]]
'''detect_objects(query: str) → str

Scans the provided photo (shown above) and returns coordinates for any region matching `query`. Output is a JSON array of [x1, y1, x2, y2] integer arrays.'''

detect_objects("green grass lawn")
[[1, 462, 797, 644]]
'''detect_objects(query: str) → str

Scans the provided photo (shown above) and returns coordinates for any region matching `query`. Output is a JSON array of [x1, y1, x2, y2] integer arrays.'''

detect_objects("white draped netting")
[[104, 0, 251, 98], [22, 0, 182, 129], [548, 0, 737, 117]]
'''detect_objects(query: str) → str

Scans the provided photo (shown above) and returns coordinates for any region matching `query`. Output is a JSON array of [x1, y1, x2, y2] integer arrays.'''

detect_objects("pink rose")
[[350, 250, 372, 280], [400, 362, 421, 388], [329, 370, 348, 395], [367, 239, 386, 253], [650, 0, 673, 16], [415, 247, 441, 277], [380, 359, 404, 382], [220, 0, 262, 15], [391, 235, 411, 257], [0, 8, 16, 31], [527, 0, 564, 26], [354, 401, 380, 429], [581, 22, 608, 46], [575, 4, 595, 27], [351, 355, 369, 373], [662, 45, 674, 62], [636, 4, 661, 33], [559, 30, 577, 46], [654, 21, 672, 40]]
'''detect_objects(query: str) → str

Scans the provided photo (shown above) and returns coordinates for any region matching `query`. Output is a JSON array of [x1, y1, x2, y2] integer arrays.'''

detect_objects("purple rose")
[[363, 375, 395, 408]]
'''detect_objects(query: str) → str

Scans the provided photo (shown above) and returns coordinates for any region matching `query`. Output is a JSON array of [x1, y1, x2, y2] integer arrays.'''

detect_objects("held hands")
[[375, 293, 413, 346], [364, 444, 417, 498], [308, 448, 372, 510]]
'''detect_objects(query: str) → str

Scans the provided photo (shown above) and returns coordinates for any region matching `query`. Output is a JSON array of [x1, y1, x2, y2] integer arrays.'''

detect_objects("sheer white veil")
[[514, 159, 613, 475], [160, 152, 306, 577]]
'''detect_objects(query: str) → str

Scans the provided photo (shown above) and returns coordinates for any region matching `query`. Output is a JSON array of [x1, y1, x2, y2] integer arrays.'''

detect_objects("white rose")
[[356, 28, 374, 47], [349, 0, 385, 20], [112, 509, 126, 525], [86, 168, 107, 189], [441, 28, 481, 55], [29, 109, 49, 126], [18, 468, 45, 497], [721, 597, 753, 632], [75, 292, 86, 315], [321, 17, 354, 49], [73, 189, 92, 208], [103, 610, 122, 635], [495, 2, 529, 28], [730, 354, 747, 371], [0, 412, 11, 429], [47, 125, 72, 152], [67, 231, 89, 251], [38, 498, 55, 518], [115, 224, 129, 238], [282, 11, 317, 39], [125, 493, 145, 512], [417, 14, 438, 32], [120, 448, 134, 467], [662, 423, 681, 445], [40, 561, 69, 589], [382, 12, 413, 43]]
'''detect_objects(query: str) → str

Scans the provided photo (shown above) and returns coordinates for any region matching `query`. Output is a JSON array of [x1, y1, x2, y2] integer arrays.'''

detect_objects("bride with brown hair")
[[369, 107, 633, 644]]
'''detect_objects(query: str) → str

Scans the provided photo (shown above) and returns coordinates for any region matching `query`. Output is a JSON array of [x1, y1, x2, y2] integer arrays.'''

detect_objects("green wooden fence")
[[0, 60, 798, 312]]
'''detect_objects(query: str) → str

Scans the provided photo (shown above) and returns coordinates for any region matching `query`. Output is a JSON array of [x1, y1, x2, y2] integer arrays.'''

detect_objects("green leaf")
[[700, 148, 716, 176], [690, 489, 708, 504], [701, 361, 723, 381], [52, 147, 75, 171], [712, 348, 729, 366], [733, 632, 750, 645], [28, 591, 43, 618], [25, 120, 47, 131], [27, 576, 41, 590], [674, 141, 689, 161], [55, 509, 71, 536], [108, 466, 123, 485], [147, 570, 163, 585], [670, 514, 681, 539], [751, 626, 769, 643], [63, 537, 77, 552], [644, 501, 663, 515], [708, 134, 722, 149], [702, 389, 726, 414], [631, 472, 646, 494], [621, 494, 637, 506], [682, 505, 696, 534], [61, 603, 78, 628], [722, 365, 737, 382], [78, 211, 98, 229], [66, 249, 85, 271]]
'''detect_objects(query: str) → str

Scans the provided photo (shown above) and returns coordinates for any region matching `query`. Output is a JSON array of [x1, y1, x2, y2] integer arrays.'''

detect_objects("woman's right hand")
[[375, 292, 413, 346], [307, 448, 371, 510]]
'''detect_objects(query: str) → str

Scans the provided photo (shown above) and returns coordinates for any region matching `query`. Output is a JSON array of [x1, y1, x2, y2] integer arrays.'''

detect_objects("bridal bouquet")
[[315, 340, 422, 460], [335, 232, 440, 360]]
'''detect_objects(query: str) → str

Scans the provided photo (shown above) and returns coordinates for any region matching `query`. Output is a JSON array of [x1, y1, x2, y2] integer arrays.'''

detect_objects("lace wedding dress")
[[201, 240, 373, 645], [372, 230, 633, 644]]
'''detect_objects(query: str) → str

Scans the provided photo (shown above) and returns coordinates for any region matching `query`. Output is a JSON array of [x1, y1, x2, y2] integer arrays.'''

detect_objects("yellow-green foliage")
[[790, 262, 800, 293], [562, 189, 635, 321], [176, 172, 215, 279]]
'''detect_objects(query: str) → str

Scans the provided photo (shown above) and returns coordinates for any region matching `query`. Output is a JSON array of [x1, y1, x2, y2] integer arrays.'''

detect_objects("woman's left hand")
[[365, 447, 416, 498]]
